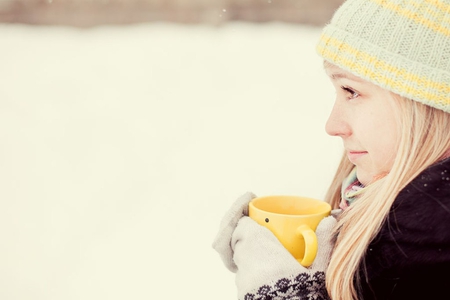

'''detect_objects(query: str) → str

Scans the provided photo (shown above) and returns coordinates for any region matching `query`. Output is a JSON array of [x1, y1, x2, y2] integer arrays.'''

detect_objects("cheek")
[[354, 106, 398, 156], [375, 141, 397, 169], [371, 117, 400, 169]]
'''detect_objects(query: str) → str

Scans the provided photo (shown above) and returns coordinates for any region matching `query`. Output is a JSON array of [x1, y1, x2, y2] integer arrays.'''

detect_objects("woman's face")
[[325, 64, 400, 185]]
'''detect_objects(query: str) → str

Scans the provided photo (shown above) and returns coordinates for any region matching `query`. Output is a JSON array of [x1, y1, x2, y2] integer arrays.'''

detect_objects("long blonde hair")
[[324, 95, 450, 300]]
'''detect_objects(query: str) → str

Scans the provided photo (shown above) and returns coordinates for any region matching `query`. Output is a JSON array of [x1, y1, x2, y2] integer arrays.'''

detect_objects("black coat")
[[360, 157, 450, 299]]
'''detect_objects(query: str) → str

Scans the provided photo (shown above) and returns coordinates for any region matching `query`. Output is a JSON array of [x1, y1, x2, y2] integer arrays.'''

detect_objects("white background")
[[0, 22, 342, 299]]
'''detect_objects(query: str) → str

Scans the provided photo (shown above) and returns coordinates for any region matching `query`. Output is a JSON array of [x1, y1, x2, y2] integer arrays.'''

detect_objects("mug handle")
[[296, 224, 318, 267]]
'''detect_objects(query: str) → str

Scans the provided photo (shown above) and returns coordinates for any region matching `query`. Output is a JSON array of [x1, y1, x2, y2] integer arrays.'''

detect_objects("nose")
[[325, 100, 351, 137]]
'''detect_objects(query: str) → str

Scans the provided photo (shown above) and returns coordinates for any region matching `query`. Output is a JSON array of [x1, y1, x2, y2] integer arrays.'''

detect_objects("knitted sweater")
[[359, 157, 450, 299]]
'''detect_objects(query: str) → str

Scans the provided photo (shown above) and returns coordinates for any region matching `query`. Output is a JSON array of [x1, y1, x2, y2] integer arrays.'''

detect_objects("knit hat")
[[316, 0, 450, 113]]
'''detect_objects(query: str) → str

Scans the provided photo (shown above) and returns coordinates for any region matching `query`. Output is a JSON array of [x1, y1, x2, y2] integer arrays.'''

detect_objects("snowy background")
[[0, 22, 342, 299]]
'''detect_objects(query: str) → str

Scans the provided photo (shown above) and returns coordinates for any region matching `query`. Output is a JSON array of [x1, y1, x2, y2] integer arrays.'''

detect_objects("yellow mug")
[[249, 195, 331, 267]]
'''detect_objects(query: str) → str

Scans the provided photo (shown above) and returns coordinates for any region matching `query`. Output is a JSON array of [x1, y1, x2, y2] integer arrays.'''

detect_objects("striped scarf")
[[340, 167, 365, 210]]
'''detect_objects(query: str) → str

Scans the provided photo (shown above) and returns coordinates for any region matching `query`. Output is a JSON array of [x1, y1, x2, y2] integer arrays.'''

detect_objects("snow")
[[0, 22, 342, 299]]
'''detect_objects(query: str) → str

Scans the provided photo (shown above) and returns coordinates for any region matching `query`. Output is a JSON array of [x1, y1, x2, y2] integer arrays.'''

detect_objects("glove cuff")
[[240, 271, 329, 300]]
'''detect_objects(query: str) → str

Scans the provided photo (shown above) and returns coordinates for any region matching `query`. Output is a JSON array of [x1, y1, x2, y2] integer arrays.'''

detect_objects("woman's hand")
[[213, 193, 337, 300], [212, 192, 256, 272]]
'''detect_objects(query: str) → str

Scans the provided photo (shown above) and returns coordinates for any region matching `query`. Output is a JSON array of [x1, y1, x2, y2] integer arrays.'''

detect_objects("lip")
[[347, 151, 368, 162]]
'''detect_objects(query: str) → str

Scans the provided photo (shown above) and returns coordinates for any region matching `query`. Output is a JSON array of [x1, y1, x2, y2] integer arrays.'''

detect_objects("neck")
[[441, 148, 450, 160]]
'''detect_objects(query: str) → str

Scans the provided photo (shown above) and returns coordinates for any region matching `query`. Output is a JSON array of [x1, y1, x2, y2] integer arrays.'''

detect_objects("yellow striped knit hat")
[[317, 0, 450, 113]]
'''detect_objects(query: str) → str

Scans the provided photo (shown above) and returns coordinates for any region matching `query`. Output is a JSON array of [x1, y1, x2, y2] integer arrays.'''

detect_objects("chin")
[[356, 170, 371, 186]]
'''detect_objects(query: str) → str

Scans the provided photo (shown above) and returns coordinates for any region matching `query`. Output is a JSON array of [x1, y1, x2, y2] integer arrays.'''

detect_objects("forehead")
[[324, 62, 364, 83]]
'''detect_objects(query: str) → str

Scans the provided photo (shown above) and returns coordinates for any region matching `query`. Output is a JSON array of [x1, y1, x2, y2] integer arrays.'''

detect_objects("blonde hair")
[[324, 95, 450, 300]]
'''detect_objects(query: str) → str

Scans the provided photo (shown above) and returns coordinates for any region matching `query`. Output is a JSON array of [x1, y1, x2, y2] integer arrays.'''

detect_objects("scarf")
[[339, 149, 450, 210], [340, 167, 365, 210]]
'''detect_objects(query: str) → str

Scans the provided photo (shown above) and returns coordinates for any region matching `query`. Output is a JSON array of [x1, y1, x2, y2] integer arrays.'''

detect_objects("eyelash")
[[340, 86, 360, 99]]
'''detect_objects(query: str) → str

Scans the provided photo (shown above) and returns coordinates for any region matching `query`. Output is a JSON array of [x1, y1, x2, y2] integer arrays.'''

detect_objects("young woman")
[[213, 0, 450, 299]]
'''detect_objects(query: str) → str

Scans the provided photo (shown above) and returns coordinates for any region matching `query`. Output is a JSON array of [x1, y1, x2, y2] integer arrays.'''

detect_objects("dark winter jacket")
[[360, 157, 450, 299], [234, 158, 450, 300]]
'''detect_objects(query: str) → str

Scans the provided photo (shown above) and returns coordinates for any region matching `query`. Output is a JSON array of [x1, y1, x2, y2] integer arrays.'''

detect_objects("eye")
[[341, 85, 360, 100]]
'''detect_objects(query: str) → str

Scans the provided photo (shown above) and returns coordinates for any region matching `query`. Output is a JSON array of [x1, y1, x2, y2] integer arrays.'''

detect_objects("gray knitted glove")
[[212, 193, 336, 300], [232, 216, 335, 300], [212, 192, 257, 272]]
